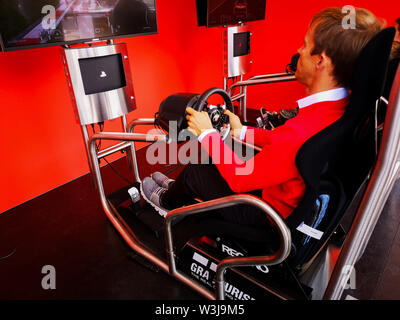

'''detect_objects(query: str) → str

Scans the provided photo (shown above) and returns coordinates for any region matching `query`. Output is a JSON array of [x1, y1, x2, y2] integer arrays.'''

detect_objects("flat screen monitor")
[[79, 53, 127, 95], [0, 0, 158, 51], [196, 0, 266, 27]]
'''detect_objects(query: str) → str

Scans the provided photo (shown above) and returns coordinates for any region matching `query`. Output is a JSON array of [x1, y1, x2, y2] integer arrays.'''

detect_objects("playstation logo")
[[100, 71, 107, 78]]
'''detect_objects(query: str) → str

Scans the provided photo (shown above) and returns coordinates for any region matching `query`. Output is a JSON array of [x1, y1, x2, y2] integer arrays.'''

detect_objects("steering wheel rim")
[[194, 88, 234, 140]]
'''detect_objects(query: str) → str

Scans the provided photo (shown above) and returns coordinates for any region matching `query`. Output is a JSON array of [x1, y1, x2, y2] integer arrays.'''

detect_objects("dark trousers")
[[161, 164, 271, 229]]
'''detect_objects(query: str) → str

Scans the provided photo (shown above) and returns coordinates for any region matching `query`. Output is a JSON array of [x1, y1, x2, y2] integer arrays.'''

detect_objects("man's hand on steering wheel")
[[224, 110, 243, 139], [186, 107, 214, 136]]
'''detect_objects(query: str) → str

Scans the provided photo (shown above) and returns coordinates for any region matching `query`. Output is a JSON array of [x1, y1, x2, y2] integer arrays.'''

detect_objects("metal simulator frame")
[[64, 39, 400, 300], [85, 68, 400, 300]]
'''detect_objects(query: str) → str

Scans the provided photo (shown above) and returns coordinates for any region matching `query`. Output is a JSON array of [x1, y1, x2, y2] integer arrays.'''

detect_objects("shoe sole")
[[140, 183, 169, 218]]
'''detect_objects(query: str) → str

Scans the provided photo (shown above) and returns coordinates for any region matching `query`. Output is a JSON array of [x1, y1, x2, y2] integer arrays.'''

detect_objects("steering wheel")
[[194, 88, 234, 141]]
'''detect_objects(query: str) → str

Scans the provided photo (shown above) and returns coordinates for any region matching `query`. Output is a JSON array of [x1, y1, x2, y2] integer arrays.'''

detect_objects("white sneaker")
[[140, 177, 169, 217]]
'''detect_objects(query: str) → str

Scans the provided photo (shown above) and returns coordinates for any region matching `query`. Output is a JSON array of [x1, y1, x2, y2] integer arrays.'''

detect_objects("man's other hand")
[[224, 110, 243, 139]]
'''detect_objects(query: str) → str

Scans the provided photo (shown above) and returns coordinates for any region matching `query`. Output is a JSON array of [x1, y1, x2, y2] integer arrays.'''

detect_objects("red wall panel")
[[0, 0, 399, 213]]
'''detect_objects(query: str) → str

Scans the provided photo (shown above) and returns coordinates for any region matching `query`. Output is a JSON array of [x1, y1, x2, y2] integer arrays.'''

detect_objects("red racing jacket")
[[199, 91, 349, 219]]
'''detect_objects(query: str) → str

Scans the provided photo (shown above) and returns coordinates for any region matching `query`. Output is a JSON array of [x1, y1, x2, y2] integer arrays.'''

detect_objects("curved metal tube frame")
[[249, 72, 293, 80], [227, 73, 297, 121], [127, 118, 158, 183], [88, 68, 400, 300], [88, 130, 292, 300], [91, 69, 400, 300], [164, 194, 291, 300]]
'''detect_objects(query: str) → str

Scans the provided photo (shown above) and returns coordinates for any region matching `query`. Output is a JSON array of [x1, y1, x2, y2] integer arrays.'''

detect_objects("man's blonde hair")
[[310, 7, 385, 88]]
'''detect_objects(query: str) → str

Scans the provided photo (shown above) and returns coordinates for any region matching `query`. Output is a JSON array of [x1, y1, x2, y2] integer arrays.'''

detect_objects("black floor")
[[1, 112, 400, 300], [0, 144, 204, 300]]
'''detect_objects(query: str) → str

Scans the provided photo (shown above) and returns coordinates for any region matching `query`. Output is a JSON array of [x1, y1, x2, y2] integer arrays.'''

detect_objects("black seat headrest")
[[347, 27, 396, 121]]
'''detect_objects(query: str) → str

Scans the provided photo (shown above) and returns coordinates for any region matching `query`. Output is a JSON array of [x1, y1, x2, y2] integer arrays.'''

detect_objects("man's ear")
[[318, 52, 333, 70]]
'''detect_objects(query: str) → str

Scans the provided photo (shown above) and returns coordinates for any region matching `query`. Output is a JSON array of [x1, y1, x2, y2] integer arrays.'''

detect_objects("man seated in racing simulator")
[[141, 7, 384, 234]]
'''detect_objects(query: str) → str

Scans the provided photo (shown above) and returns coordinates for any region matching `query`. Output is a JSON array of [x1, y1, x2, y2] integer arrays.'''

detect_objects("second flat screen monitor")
[[207, 0, 266, 27]]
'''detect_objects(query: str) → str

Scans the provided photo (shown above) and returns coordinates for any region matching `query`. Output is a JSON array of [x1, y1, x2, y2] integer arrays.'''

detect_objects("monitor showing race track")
[[0, 0, 158, 51]]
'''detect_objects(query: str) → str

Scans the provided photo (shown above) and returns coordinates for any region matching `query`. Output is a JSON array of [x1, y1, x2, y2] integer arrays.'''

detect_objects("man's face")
[[295, 26, 320, 88]]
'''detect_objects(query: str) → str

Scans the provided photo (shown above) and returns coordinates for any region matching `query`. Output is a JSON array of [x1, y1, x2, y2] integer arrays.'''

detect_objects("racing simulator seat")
[[87, 27, 400, 300]]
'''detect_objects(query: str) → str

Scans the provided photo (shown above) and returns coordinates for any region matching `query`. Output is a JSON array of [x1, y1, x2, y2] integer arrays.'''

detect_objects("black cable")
[[154, 111, 167, 134], [91, 124, 102, 152], [0, 248, 16, 261], [92, 122, 133, 186], [103, 157, 133, 186], [97, 122, 104, 152], [153, 111, 175, 168], [164, 163, 183, 175]]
